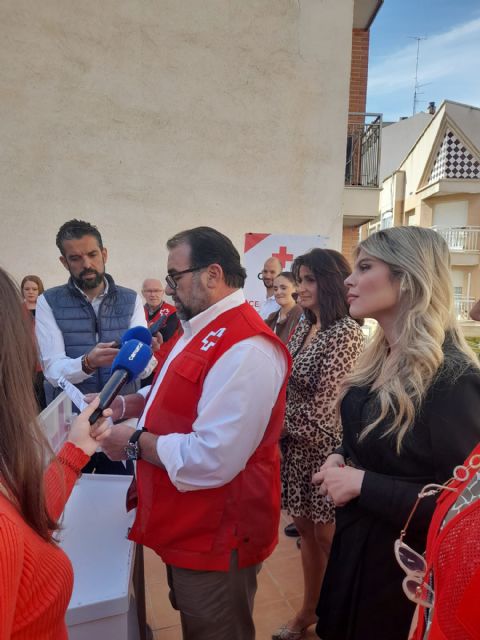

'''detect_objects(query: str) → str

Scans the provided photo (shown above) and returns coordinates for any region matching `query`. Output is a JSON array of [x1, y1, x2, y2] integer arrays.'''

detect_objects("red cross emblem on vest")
[[200, 328, 226, 352]]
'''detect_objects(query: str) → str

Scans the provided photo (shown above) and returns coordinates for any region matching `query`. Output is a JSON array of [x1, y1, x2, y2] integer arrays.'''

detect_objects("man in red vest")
[[98, 227, 291, 640], [140, 278, 179, 386]]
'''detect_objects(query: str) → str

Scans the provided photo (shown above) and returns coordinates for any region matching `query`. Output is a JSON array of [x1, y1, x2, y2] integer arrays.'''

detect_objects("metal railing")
[[432, 226, 480, 252], [345, 113, 382, 188], [454, 296, 476, 320]]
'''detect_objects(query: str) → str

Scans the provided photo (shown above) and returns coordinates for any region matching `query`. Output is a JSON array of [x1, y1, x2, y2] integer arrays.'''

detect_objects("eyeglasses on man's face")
[[165, 266, 206, 290]]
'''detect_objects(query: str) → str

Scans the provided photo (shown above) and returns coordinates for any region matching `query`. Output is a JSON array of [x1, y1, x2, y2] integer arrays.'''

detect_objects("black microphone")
[[88, 339, 152, 425], [148, 314, 168, 337]]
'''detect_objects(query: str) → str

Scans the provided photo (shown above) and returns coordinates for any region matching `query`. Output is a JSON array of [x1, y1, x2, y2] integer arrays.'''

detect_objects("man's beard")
[[72, 268, 104, 291], [173, 299, 195, 321]]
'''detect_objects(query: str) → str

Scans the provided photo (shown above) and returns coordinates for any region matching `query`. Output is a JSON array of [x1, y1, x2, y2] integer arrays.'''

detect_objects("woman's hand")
[[84, 393, 126, 422], [318, 453, 345, 474], [313, 465, 365, 507], [67, 397, 113, 457]]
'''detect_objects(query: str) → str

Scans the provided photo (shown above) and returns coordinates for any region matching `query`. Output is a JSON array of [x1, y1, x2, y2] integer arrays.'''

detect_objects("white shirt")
[[138, 290, 288, 492], [36, 281, 146, 387], [259, 295, 280, 320]]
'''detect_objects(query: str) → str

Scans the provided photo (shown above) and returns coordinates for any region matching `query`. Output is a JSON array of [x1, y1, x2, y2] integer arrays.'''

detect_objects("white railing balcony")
[[432, 226, 480, 253], [455, 296, 476, 320]]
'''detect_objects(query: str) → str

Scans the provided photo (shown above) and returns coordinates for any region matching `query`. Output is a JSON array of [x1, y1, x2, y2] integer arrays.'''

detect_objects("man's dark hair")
[[56, 219, 103, 256], [167, 226, 247, 288], [292, 248, 350, 329]]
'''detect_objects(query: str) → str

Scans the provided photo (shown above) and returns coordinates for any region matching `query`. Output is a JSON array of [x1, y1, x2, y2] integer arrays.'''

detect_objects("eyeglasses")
[[394, 453, 480, 608], [165, 266, 206, 290]]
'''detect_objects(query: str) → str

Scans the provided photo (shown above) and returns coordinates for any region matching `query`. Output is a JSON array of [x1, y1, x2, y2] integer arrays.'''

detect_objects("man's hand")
[[151, 332, 163, 352], [96, 423, 136, 460], [86, 342, 120, 369]]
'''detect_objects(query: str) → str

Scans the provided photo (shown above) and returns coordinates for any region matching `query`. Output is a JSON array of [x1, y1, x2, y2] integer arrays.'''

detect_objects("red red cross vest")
[[129, 301, 291, 571]]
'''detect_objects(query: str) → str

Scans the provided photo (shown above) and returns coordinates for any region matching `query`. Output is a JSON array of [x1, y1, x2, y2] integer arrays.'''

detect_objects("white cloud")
[[368, 16, 480, 119]]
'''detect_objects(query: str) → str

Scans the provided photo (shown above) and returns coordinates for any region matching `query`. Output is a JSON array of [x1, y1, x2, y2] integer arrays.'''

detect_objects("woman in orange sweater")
[[0, 267, 111, 639]]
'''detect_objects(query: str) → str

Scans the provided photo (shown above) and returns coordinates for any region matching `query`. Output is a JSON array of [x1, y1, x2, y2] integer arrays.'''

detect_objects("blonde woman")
[[313, 227, 480, 640]]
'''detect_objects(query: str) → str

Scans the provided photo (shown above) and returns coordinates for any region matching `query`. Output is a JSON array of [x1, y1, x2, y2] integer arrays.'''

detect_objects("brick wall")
[[341, 226, 361, 267], [349, 29, 369, 115]]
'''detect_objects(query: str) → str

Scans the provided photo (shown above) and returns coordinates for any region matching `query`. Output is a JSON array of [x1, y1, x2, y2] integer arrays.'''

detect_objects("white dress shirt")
[[138, 289, 288, 492], [36, 280, 146, 387], [259, 295, 280, 320]]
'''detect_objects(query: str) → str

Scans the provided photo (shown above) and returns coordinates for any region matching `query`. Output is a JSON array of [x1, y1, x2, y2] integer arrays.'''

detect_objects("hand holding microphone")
[[88, 338, 152, 425]]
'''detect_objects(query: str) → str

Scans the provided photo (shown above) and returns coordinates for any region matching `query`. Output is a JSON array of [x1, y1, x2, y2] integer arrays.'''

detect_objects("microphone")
[[111, 325, 152, 349], [120, 325, 153, 346], [147, 314, 168, 337], [88, 339, 153, 425]]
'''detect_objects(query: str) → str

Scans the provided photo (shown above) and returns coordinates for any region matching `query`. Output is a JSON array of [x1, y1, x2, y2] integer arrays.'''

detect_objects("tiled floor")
[[144, 512, 318, 640]]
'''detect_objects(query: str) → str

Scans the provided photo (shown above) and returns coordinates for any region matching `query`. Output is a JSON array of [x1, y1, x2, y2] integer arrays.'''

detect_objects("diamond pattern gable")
[[429, 128, 480, 183]]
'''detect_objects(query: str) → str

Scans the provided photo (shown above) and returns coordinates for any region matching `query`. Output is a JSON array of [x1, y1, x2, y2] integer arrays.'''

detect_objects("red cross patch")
[[200, 328, 226, 352]]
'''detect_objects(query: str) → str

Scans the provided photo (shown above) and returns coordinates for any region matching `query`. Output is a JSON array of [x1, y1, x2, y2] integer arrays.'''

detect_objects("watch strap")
[[129, 428, 145, 445]]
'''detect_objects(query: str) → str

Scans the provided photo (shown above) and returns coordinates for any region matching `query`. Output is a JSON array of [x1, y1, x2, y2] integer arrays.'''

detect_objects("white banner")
[[244, 233, 329, 312]]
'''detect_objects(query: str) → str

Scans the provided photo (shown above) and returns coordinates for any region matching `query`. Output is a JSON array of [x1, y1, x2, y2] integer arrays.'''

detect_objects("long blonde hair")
[[340, 226, 478, 452]]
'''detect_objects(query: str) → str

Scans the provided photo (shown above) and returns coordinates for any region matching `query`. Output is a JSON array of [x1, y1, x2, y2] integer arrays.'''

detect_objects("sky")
[[366, 0, 480, 121]]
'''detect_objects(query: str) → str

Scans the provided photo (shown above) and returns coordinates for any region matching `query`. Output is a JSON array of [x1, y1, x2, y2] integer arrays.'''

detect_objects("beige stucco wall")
[[0, 0, 354, 292]]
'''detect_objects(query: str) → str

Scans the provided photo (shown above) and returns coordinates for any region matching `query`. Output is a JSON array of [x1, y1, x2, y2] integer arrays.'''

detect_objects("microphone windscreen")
[[111, 339, 152, 382], [121, 326, 153, 346]]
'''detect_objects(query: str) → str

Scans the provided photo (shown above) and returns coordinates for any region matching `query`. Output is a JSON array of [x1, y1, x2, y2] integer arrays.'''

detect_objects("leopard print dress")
[[281, 315, 364, 523]]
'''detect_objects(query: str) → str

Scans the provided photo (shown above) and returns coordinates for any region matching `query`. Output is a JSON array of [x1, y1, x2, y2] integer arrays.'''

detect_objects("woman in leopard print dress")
[[273, 249, 364, 640]]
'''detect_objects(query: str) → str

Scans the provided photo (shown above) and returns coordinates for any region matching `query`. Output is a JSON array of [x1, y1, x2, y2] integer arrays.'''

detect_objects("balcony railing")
[[432, 226, 480, 252], [345, 113, 382, 188], [454, 296, 476, 320]]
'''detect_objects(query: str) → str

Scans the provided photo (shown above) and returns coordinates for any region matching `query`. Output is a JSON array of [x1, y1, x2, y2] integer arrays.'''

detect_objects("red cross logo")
[[200, 328, 226, 352], [272, 246, 293, 268]]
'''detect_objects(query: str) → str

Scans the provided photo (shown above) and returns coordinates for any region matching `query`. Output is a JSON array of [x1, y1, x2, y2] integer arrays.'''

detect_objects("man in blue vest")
[[36, 218, 148, 474]]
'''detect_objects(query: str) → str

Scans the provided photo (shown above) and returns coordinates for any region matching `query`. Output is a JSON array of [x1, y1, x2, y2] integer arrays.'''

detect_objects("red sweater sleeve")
[[44, 442, 90, 520], [0, 515, 23, 638]]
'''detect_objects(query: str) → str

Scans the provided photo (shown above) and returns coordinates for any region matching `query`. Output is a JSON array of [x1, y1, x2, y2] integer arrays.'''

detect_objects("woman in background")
[[265, 271, 303, 344], [21, 274, 46, 409], [314, 227, 480, 640], [21, 275, 44, 314], [273, 249, 364, 640], [0, 267, 110, 639]]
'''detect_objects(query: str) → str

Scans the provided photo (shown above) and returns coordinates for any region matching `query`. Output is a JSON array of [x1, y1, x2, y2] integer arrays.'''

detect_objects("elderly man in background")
[[141, 278, 179, 385], [258, 256, 282, 320]]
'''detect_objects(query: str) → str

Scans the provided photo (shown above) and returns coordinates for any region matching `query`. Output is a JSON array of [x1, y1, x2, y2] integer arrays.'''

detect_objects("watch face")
[[125, 442, 138, 460]]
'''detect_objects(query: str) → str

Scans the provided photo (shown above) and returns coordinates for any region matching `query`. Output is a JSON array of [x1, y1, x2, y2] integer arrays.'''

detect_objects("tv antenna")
[[409, 36, 427, 115]]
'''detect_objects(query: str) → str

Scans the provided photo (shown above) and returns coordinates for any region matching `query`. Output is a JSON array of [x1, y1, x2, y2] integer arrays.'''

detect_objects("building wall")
[[341, 26, 371, 262], [349, 29, 369, 115], [0, 0, 355, 291], [341, 226, 360, 265]]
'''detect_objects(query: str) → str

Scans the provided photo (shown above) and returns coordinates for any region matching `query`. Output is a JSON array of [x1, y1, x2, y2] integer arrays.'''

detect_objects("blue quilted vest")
[[43, 274, 141, 396]]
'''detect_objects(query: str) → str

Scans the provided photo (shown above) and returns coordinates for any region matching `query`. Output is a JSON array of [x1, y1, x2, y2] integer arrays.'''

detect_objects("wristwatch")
[[124, 429, 145, 461]]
